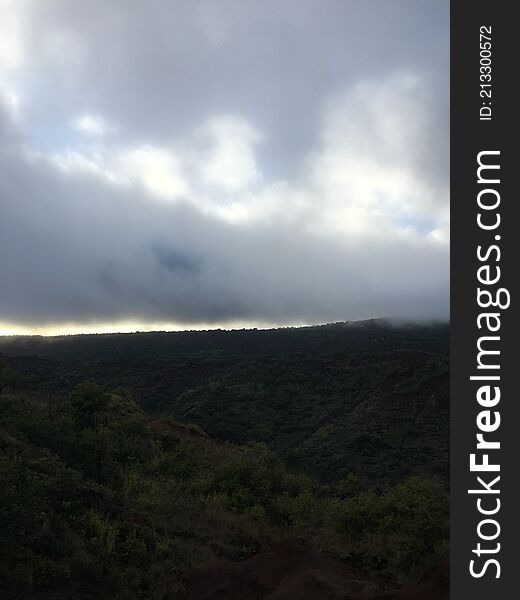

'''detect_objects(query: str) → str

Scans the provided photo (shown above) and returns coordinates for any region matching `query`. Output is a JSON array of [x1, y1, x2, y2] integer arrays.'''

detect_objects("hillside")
[[0, 320, 448, 360], [0, 362, 448, 599], [0, 320, 449, 488]]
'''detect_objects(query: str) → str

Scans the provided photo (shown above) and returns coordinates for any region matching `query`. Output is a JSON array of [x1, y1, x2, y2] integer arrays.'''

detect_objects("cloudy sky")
[[0, 0, 449, 335]]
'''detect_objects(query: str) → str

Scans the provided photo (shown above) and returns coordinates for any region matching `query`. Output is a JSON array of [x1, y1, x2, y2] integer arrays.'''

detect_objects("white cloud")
[[71, 114, 113, 137], [39, 74, 448, 244], [0, 0, 24, 72], [200, 115, 262, 193], [45, 149, 125, 186], [116, 145, 190, 202], [305, 73, 449, 239]]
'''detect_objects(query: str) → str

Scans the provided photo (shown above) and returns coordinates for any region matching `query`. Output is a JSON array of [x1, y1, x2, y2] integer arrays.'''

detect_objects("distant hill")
[[1, 320, 449, 488], [0, 319, 448, 360]]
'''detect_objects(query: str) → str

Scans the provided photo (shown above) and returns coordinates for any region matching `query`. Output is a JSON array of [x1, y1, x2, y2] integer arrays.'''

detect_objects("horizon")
[[0, 316, 450, 339]]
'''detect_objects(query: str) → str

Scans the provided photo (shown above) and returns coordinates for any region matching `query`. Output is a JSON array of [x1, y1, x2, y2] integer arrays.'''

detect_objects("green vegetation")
[[0, 321, 449, 488], [0, 353, 448, 599]]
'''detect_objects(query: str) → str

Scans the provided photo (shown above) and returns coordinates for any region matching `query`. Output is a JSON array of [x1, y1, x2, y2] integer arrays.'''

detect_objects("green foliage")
[[328, 478, 449, 579], [204, 443, 297, 513], [0, 331, 449, 599], [1, 321, 449, 488], [70, 381, 110, 423]]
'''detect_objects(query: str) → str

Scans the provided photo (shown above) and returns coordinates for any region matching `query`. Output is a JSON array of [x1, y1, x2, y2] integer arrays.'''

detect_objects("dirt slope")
[[183, 539, 448, 600]]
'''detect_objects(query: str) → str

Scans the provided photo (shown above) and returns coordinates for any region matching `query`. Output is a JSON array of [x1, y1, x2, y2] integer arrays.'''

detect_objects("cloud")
[[0, 0, 449, 332], [71, 114, 113, 137], [116, 145, 190, 202], [306, 72, 449, 239], [200, 115, 261, 193]]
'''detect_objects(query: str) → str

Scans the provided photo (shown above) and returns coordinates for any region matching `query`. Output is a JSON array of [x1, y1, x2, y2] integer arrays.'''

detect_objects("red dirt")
[[183, 539, 448, 600]]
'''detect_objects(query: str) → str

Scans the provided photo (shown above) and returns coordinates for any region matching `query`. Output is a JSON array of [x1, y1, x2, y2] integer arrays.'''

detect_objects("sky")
[[0, 0, 449, 335]]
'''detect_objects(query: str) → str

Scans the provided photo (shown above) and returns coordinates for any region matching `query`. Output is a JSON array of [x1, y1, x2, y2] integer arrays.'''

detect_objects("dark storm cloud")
[[0, 0, 449, 331]]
